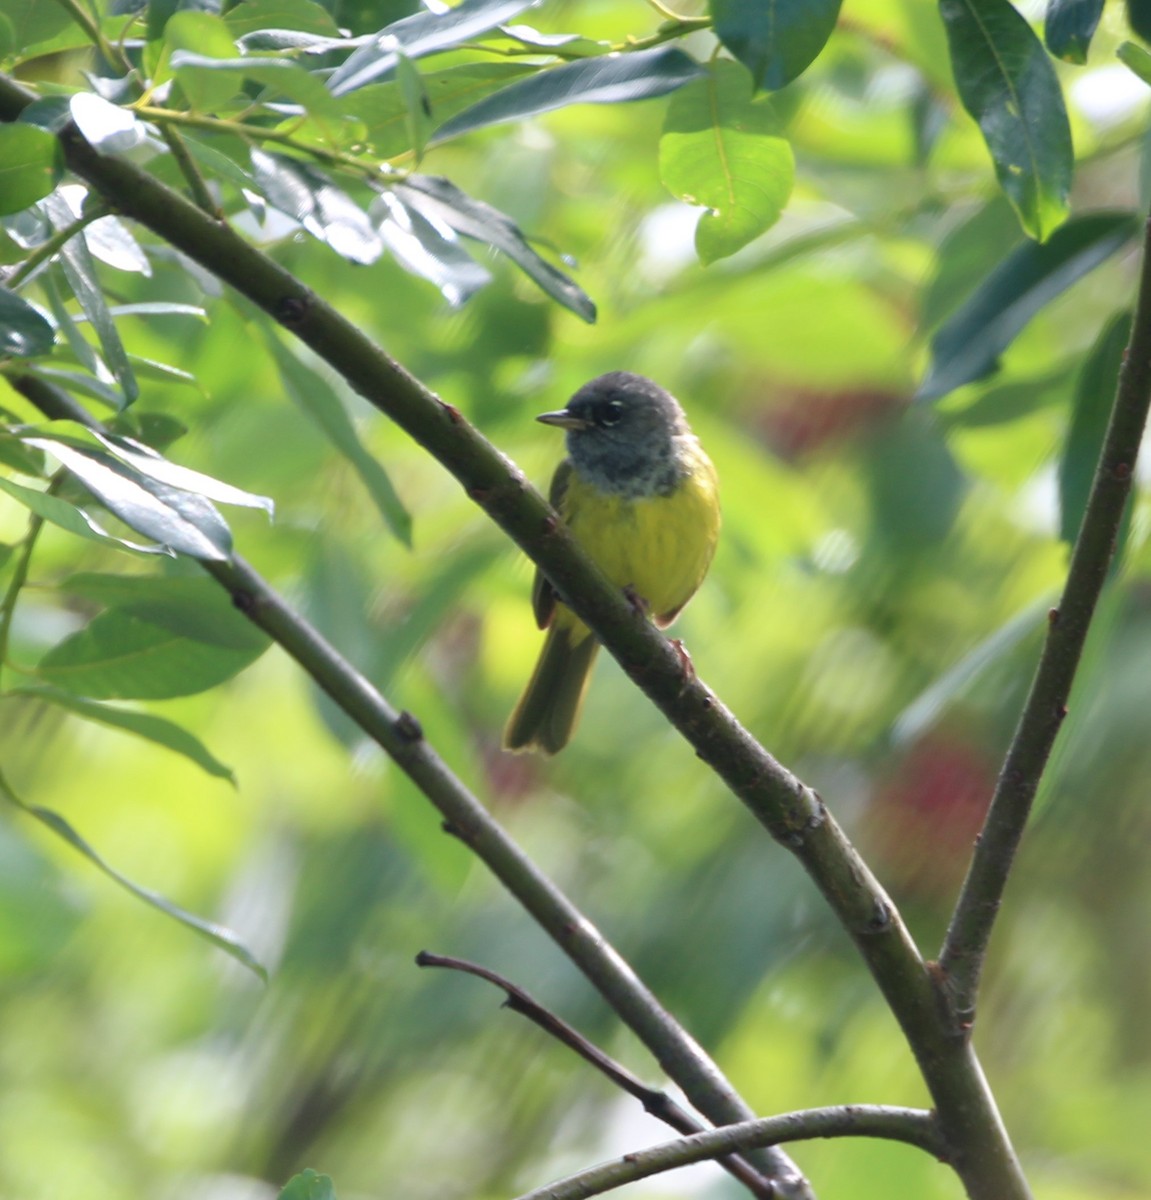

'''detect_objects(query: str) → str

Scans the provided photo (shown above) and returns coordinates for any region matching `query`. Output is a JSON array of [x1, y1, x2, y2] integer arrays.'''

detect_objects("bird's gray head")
[[537, 372, 690, 497]]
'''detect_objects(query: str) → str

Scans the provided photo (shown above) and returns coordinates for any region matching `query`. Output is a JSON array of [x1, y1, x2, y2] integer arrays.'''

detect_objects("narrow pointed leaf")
[[267, 335, 413, 544], [0, 774, 264, 979], [10, 683, 235, 782], [327, 0, 539, 96], [397, 175, 595, 320], [940, 0, 1073, 240], [278, 1170, 336, 1200], [918, 212, 1138, 401], [710, 0, 842, 91], [169, 50, 343, 117], [432, 47, 705, 143]]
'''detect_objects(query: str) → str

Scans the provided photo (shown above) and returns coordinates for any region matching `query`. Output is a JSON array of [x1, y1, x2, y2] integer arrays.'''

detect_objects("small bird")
[[503, 371, 720, 755]]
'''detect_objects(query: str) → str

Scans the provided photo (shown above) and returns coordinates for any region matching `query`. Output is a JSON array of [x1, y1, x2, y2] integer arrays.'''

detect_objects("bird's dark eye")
[[597, 398, 624, 427]]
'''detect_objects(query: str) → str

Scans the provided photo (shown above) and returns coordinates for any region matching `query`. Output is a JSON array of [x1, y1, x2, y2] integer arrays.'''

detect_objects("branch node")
[[231, 587, 257, 614], [1047, 607, 1059, 626], [395, 710, 424, 743], [440, 400, 463, 424], [276, 294, 310, 325], [1112, 460, 1132, 480]]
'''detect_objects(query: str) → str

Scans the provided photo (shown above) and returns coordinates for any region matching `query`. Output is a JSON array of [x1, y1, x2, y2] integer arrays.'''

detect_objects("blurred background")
[[2, 1, 1151, 1198]]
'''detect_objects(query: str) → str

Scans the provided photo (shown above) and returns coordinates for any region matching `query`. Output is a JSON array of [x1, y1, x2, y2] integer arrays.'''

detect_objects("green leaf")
[[41, 193, 138, 405], [249, 151, 383, 265], [940, 0, 1073, 241], [0, 124, 62, 215], [1118, 39, 1151, 86], [224, 0, 341, 39], [1129, 0, 1151, 42], [267, 336, 413, 544], [36, 607, 268, 699], [396, 175, 596, 321], [432, 47, 706, 143], [1059, 312, 1132, 546], [327, 0, 539, 96], [68, 94, 147, 156], [82, 214, 152, 276], [0, 770, 265, 980], [659, 60, 795, 265], [918, 212, 1139, 401], [710, 0, 842, 91], [278, 1170, 336, 1200], [0, 285, 54, 357], [164, 11, 245, 111], [4, 0, 72, 56], [1045, 0, 1104, 63], [9, 683, 235, 782], [372, 190, 491, 307], [338, 64, 535, 159], [57, 572, 270, 653], [22, 437, 234, 560], [169, 50, 344, 117], [0, 475, 168, 554], [395, 51, 432, 161], [0, 431, 45, 476]]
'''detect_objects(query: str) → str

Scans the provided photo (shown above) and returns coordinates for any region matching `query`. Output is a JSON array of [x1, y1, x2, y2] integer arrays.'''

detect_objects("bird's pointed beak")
[[537, 408, 592, 431]]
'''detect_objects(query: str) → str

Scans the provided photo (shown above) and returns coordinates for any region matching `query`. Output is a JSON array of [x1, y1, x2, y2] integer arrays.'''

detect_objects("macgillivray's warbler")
[[503, 371, 720, 755]]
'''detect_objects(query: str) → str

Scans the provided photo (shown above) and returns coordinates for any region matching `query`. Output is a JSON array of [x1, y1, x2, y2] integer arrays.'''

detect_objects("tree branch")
[[416, 952, 775, 1199], [939, 217, 1151, 1015], [513, 1105, 944, 1200], [0, 72, 1031, 1198], [11, 363, 811, 1200]]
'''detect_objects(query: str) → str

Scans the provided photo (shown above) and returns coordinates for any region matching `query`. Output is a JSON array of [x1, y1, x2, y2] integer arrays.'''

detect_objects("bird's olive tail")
[[503, 626, 599, 755]]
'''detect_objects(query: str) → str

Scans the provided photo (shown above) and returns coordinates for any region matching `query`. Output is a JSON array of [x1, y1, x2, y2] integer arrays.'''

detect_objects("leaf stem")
[[5, 204, 108, 291]]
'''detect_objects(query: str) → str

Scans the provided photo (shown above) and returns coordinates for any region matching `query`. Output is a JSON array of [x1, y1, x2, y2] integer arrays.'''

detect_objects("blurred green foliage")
[[2, 1, 1151, 1198]]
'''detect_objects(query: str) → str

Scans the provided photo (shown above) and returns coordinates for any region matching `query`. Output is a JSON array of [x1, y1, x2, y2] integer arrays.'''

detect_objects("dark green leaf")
[[1118, 39, 1151, 86], [1059, 312, 1131, 545], [0, 124, 62, 215], [659, 60, 794, 264], [10, 683, 235, 782], [327, 0, 539, 96], [919, 212, 1139, 401], [395, 51, 432, 160], [0, 772, 265, 980], [397, 175, 595, 321], [0, 474, 168, 554], [57, 572, 270, 652], [4, 0, 73, 56], [278, 1170, 336, 1200], [37, 607, 267, 698], [940, 0, 1072, 240], [710, 0, 841, 91], [68, 94, 147, 155], [41, 270, 105, 381], [22, 437, 234, 560], [0, 286, 54, 357], [372, 190, 491, 306], [42, 193, 138, 405], [1129, 0, 1151, 42], [432, 47, 706, 143], [267, 336, 413, 544], [1045, 0, 1104, 63]]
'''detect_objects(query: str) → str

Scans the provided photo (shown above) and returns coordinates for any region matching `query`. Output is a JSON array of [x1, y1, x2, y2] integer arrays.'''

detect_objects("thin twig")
[[158, 126, 220, 216], [416, 951, 775, 1200], [4, 203, 108, 290], [939, 217, 1151, 1015], [514, 1105, 944, 1200]]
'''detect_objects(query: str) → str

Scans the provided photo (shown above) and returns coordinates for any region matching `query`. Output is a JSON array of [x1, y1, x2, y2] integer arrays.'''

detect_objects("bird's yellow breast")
[[559, 440, 719, 626]]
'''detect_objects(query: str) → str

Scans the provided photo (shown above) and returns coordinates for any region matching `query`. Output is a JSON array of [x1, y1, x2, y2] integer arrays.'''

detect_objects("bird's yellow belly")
[[562, 453, 719, 625]]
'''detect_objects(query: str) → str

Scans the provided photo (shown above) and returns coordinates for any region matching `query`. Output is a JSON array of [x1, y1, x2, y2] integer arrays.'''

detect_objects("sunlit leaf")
[[660, 60, 795, 264], [940, 0, 1072, 240], [164, 11, 246, 111], [9, 683, 236, 782], [0, 123, 61, 215], [224, 0, 341, 39], [327, 0, 539, 96], [432, 47, 706, 143], [710, 0, 841, 91], [397, 175, 595, 320], [278, 1169, 336, 1200], [68, 94, 147, 156], [169, 50, 344, 117], [919, 212, 1139, 401]]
